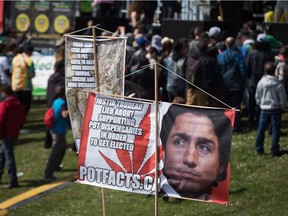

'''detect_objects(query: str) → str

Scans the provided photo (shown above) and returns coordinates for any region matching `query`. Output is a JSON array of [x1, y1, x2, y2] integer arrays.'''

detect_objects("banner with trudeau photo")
[[77, 93, 235, 205]]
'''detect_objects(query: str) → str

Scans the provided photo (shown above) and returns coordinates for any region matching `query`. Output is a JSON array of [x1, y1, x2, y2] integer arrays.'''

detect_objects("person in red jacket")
[[0, 84, 26, 188]]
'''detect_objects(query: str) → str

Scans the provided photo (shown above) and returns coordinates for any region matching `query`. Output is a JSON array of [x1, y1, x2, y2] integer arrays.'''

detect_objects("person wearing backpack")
[[44, 61, 65, 149], [186, 39, 221, 106], [0, 84, 26, 188], [44, 85, 69, 182], [217, 37, 247, 133]]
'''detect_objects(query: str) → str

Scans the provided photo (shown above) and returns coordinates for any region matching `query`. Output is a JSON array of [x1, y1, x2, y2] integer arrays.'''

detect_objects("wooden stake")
[[92, 27, 100, 88], [101, 188, 106, 216], [92, 26, 105, 216], [154, 63, 159, 216]]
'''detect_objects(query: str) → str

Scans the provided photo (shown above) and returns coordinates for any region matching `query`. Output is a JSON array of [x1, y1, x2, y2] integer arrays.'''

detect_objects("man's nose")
[[183, 144, 198, 167]]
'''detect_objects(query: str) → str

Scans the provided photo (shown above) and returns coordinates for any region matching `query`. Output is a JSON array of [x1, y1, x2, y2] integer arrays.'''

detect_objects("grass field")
[[0, 101, 288, 216]]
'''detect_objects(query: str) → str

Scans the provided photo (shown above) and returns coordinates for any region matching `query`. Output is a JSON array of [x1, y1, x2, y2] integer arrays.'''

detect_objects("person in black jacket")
[[186, 39, 221, 106], [44, 61, 65, 148], [246, 37, 274, 129]]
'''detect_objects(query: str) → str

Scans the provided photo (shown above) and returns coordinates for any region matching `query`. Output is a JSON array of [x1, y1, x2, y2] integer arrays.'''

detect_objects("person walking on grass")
[[44, 86, 69, 182], [0, 85, 26, 188], [255, 61, 287, 157], [44, 60, 65, 149]]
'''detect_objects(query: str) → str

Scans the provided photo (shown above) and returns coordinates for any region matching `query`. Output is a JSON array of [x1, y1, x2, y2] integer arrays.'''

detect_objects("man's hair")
[[197, 39, 208, 53], [173, 38, 188, 53], [0, 84, 13, 95], [54, 85, 65, 100], [279, 46, 288, 58], [54, 60, 65, 73], [23, 44, 34, 54], [264, 61, 275, 76], [160, 104, 233, 182], [225, 37, 235, 48]]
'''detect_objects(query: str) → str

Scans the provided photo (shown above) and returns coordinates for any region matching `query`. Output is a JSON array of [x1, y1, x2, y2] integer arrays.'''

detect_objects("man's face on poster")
[[163, 112, 221, 197]]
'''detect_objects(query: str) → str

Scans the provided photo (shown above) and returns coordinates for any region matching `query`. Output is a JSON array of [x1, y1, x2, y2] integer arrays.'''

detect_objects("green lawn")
[[1, 101, 288, 216]]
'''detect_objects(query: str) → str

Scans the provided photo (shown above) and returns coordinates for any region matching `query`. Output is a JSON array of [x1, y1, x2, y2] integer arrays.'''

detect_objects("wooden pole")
[[101, 188, 106, 216], [154, 62, 159, 216], [218, 0, 224, 21], [92, 26, 100, 88], [92, 26, 105, 216]]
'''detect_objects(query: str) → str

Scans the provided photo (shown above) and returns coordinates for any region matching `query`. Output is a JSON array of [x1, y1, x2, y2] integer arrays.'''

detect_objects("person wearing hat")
[[151, 35, 162, 54], [246, 34, 274, 129], [208, 26, 221, 39], [127, 36, 152, 99], [208, 26, 221, 47], [206, 26, 223, 58], [127, 36, 148, 74], [257, 33, 283, 50]]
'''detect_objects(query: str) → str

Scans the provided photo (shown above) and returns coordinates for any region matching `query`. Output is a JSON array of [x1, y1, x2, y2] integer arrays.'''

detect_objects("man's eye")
[[173, 138, 186, 147], [198, 144, 211, 154]]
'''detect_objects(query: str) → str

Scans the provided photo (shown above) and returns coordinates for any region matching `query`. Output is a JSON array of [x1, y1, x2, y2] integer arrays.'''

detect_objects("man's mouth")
[[179, 170, 202, 180]]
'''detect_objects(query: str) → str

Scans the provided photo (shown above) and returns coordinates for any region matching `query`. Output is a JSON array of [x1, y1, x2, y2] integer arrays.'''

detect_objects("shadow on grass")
[[19, 179, 48, 188], [23, 124, 45, 131], [57, 169, 77, 172], [25, 119, 44, 124], [237, 118, 288, 135], [19, 174, 76, 188], [229, 188, 247, 195], [17, 137, 45, 146]]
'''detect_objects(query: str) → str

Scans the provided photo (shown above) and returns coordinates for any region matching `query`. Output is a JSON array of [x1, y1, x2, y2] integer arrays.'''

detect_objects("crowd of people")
[[0, 26, 69, 187], [0, 27, 36, 188], [0, 2, 287, 191], [122, 18, 287, 158]]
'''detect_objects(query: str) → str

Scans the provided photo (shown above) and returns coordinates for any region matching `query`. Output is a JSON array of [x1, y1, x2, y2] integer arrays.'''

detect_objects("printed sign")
[[78, 93, 157, 194], [158, 102, 235, 204], [65, 36, 126, 150], [34, 14, 49, 33], [54, 15, 69, 34], [31, 54, 55, 97], [11, 1, 75, 36], [78, 94, 235, 205], [16, 13, 30, 32]]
